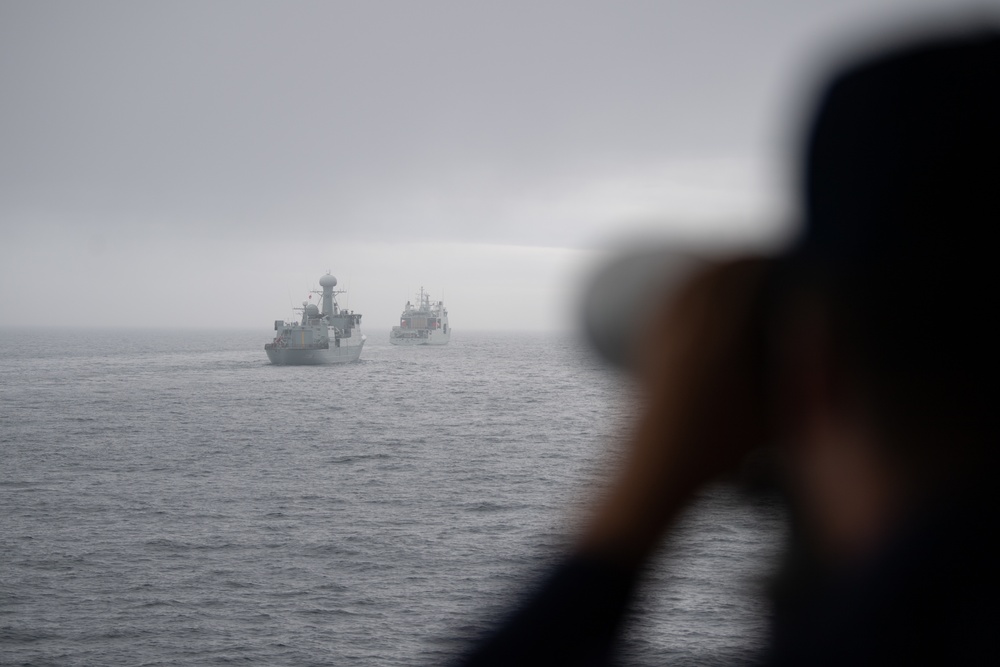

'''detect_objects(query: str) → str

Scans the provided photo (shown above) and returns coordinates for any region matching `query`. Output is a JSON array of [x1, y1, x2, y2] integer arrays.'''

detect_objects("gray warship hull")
[[389, 329, 449, 345], [265, 339, 364, 365]]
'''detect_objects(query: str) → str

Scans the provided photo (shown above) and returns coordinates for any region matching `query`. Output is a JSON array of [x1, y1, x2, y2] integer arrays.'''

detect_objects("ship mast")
[[319, 272, 338, 317]]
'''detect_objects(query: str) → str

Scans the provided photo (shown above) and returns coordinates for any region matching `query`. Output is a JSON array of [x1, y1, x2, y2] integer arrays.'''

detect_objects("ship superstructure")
[[389, 287, 450, 346], [265, 272, 365, 364]]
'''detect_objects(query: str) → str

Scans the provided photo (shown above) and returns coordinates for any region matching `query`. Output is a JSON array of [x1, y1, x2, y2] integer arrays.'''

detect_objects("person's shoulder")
[[766, 486, 1000, 666]]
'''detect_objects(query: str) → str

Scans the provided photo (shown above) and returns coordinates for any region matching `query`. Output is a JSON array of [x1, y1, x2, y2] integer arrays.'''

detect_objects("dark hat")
[[793, 27, 1000, 271], [783, 26, 1000, 441]]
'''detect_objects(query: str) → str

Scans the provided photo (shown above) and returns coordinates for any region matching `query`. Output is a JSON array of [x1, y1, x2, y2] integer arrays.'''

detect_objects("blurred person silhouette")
[[453, 23, 1000, 666]]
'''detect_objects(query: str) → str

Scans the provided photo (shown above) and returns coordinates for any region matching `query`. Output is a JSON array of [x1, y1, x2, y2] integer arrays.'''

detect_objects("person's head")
[[777, 26, 1000, 481]]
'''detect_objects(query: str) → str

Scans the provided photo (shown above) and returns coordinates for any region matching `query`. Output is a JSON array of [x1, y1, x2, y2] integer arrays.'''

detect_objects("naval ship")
[[390, 287, 450, 346], [265, 272, 365, 364]]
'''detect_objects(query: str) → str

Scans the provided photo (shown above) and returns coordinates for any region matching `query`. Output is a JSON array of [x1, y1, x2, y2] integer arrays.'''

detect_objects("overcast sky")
[[1, 1, 991, 332]]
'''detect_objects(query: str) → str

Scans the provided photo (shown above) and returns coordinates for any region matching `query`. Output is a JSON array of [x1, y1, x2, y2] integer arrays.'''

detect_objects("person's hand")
[[578, 256, 774, 565]]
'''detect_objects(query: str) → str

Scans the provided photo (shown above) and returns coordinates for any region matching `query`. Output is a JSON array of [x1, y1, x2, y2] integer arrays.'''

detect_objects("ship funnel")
[[319, 273, 338, 316]]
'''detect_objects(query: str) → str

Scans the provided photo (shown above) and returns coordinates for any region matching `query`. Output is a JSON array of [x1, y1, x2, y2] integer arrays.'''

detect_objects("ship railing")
[[265, 341, 329, 350]]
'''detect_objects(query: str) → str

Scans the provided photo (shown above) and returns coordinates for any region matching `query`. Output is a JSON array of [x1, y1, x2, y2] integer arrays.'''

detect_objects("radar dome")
[[305, 303, 320, 317], [319, 274, 338, 288]]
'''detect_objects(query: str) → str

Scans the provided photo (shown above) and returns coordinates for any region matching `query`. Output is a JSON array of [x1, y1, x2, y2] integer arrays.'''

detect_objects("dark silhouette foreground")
[[454, 24, 1000, 666]]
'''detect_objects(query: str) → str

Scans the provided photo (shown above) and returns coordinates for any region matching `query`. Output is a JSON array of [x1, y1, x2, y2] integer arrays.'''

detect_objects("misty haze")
[[1, 1, 988, 665]]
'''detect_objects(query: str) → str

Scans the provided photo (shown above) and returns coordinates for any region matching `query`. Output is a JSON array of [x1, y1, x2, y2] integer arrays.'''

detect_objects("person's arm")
[[456, 257, 774, 665], [578, 256, 773, 566]]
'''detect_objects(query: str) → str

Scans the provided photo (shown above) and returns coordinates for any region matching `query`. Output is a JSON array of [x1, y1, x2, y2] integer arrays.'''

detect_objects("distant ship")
[[265, 272, 365, 364], [389, 287, 450, 346]]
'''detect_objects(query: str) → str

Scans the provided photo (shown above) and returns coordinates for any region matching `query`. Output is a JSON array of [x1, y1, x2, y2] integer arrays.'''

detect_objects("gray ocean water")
[[1, 329, 786, 666]]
